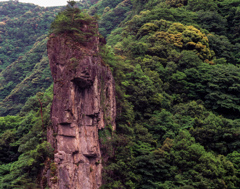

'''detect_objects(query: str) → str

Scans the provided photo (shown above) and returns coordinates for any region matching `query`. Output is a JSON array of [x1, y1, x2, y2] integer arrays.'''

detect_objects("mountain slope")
[[0, 35, 52, 116], [0, 1, 62, 70]]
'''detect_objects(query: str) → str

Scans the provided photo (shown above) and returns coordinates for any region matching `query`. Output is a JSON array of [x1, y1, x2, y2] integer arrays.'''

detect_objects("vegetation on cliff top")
[[49, 0, 100, 45]]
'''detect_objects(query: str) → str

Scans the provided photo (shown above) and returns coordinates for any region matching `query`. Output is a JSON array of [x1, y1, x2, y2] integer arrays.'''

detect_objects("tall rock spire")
[[46, 21, 116, 189]]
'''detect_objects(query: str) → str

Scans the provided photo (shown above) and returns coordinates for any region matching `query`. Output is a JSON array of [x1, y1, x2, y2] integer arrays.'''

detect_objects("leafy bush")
[[49, 2, 97, 44]]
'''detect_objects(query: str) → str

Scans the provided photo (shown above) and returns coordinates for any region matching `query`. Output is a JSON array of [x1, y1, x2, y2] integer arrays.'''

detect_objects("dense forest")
[[0, 0, 240, 188]]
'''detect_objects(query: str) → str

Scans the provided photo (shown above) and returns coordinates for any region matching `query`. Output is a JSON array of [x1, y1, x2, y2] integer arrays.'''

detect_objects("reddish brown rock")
[[46, 29, 116, 189]]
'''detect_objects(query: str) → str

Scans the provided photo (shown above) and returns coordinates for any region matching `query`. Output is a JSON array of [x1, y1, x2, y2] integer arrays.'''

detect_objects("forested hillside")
[[0, 1, 62, 70], [0, 1, 90, 116], [0, 0, 240, 188]]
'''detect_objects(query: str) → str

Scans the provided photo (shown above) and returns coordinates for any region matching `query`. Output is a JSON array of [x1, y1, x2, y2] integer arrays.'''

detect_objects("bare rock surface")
[[46, 30, 116, 189]]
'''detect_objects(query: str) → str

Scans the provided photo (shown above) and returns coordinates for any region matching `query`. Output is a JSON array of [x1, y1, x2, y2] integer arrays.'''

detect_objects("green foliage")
[[166, 0, 188, 7], [167, 130, 236, 188], [0, 116, 21, 134], [0, 36, 52, 116], [145, 110, 179, 144], [1, 0, 240, 188], [98, 0, 132, 37], [50, 3, 97, 44], [178, 50, 202, 70], [208, 34, 235, 64], [227, 151, 240, 186], [190, 113, 240, 155], [0, 1, 62, 69], [99, 0, 240, 188], [196, 11, 227, 35], [0, 85, 53, 188], [183, 64, 240, 116], [187, 0, 218, 12]]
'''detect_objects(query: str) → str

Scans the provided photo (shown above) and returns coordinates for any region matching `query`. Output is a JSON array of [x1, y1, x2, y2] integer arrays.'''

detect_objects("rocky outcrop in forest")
[[46, 26, 116, 188]]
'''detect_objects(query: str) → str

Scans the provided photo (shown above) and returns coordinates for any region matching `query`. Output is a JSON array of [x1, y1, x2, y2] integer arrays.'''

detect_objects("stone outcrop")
[[46, 29, 116, 189]]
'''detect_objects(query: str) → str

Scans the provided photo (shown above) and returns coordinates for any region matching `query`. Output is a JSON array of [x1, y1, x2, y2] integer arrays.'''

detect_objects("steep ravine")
[[45, 29, 116, 189]]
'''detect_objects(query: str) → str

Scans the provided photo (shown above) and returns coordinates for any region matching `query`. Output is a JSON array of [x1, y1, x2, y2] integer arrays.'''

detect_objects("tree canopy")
[[1, 0, 240, 188]]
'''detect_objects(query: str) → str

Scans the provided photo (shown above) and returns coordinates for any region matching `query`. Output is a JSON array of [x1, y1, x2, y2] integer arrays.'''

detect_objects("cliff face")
[[46, 29, 116, 189]]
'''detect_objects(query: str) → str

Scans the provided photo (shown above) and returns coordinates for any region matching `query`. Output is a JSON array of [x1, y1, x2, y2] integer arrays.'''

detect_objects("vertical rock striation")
[[46, 28, 116, 189]]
